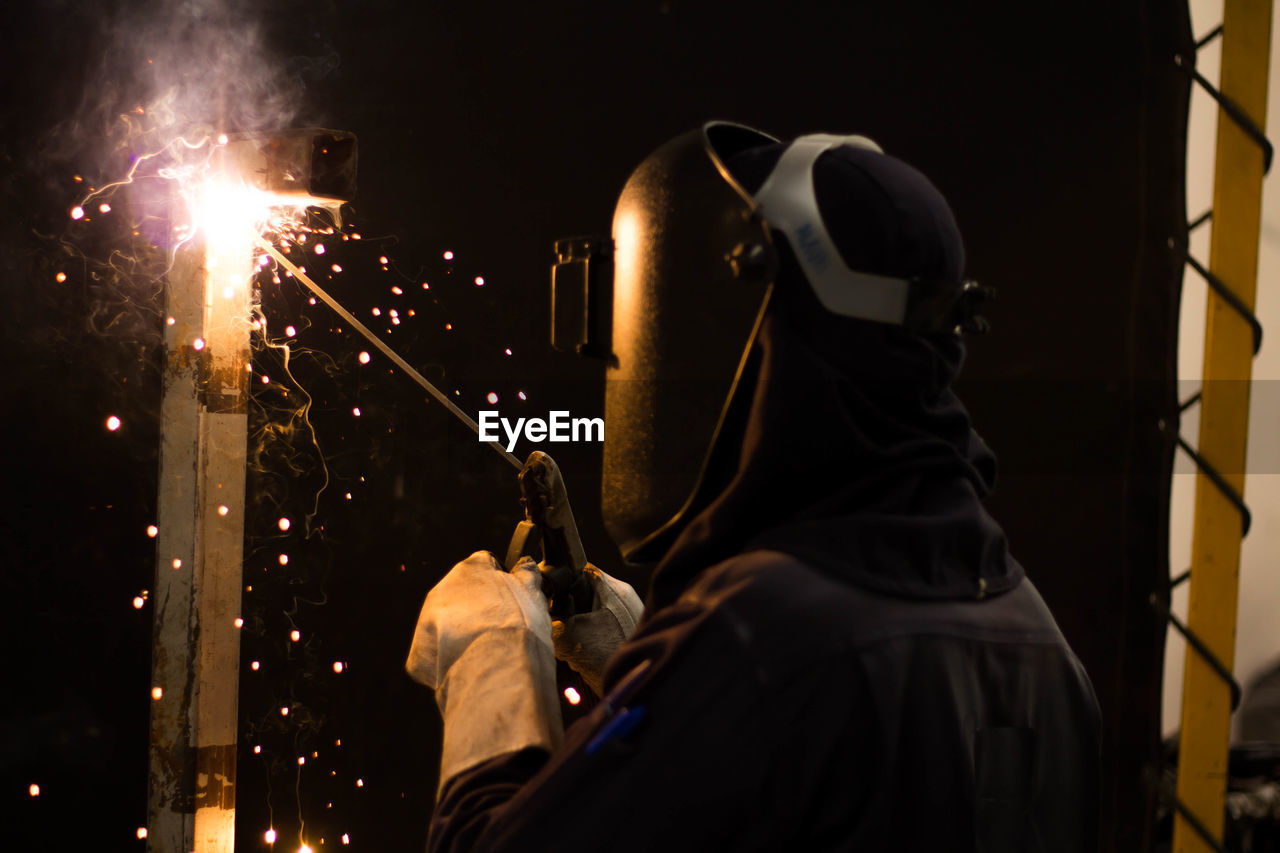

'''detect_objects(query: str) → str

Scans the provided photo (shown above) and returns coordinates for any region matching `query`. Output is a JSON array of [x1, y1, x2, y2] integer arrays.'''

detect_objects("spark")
[[563, 687, 582, 705], [133, 596, 145, 609], [192, 337, 206, 351], [332, 661, 344, 673], [390, 285, 402, 295], [218, 505, 229, 516], [278, 517, 291, 531], [251, 661, 260, 671], [98, 202, 111, 214], [474, 276, 485, 286], [299, 846, 313, 853], [285, 325, 297, 337], [106, 415, 122, 431], [518, 391, 527, 401], [342, 835, 350, 845], [151, 686, 163, 700], [166, 317, 176, 325], [28, 784, 40, 797], [486, 392, 499, 404], [358, 351, 371, 364], [444, 323, 452, 331], [314, 244, 325, 255], [290, 629, 301, 642], [443, 250, 454, 260], [504, 348, 512, 356], [281, 706, 290, 716], [254, 745, 262, 754], [371, 307, 381, 317], [279, 554, 289, 565], [352, 407, 361, 417], [265, 829, 277, 844], [136, 828, 148, 840], [233, 617, 244, 628], [70, 206, 84, 220], [55, 272, 66, 283], [147, 525, 158, 537], [297, 756, 306, 765], [356, 779, 364, 788], [378, 255, 388, 265], [217, 133, 229, 145], [331, 264, 342, 273], [171, 558, 182, 569]]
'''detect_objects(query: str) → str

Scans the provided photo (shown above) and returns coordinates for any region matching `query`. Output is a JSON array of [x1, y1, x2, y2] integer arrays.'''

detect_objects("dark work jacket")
[[427, 549, 1101, 852]]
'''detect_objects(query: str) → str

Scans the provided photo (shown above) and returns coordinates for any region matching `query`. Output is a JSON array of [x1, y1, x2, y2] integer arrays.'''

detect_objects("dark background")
[[1, 1, 1190, 850]]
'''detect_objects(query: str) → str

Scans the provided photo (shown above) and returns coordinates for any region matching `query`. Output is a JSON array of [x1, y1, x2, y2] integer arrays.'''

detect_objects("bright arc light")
[[299, 845, 313, 853], [264, 829, 277, 844]]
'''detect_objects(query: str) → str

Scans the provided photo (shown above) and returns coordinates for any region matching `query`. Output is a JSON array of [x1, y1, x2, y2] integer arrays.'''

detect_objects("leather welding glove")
[[551, 565, 645, 697], [405, 551, 563, 790]]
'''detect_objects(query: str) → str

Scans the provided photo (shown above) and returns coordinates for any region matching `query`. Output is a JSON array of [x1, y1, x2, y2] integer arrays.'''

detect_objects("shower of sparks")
[[68, 124, 539, 849], [253, 235, 522, 469]]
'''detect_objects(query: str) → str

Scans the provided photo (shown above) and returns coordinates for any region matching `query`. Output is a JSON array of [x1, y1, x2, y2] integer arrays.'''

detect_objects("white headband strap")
[[752, 134, 911, 325]]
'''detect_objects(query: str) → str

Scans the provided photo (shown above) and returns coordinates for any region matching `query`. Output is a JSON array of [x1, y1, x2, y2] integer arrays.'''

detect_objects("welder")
[[406, 122, 1101, 851]]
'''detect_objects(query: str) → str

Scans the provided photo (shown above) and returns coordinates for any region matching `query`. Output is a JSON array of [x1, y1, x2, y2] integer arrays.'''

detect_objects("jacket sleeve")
[[425, 597, 873, 853]]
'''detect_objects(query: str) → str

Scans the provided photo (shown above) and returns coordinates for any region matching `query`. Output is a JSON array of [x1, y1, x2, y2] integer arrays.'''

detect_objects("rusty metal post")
[[148, 203, 253, 853]]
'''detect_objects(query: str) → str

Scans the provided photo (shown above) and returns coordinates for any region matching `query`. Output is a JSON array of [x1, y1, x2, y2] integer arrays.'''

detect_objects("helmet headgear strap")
[[753, 134, 993, 335]]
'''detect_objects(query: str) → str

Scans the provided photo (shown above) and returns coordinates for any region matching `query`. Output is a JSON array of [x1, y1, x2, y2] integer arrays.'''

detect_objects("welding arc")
[[254, 235, 523, 471]]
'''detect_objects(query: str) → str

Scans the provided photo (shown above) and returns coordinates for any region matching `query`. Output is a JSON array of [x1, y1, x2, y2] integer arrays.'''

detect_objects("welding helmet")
[[551, 121, 989, 564]]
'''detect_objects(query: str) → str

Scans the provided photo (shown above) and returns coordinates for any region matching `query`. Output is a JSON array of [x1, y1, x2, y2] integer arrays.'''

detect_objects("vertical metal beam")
[[1174, 2, 1272, 850], [148, 207, 252, 852]]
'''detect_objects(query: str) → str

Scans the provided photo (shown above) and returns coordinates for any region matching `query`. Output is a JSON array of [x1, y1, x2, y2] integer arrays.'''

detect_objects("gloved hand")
[[551, 565, 645, 697], [405, 551, 563, 789]]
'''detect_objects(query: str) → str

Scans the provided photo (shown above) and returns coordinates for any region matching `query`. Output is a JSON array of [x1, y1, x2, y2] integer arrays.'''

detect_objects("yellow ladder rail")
[[1174, 1, 1272, 851]]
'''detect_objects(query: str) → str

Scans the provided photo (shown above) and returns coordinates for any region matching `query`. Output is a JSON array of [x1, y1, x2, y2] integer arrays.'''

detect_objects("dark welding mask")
[[551, 121, 990, 565]]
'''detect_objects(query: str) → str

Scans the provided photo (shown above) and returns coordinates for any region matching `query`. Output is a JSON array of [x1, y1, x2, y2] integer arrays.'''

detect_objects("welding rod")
[[253, 234, 523, 471]]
